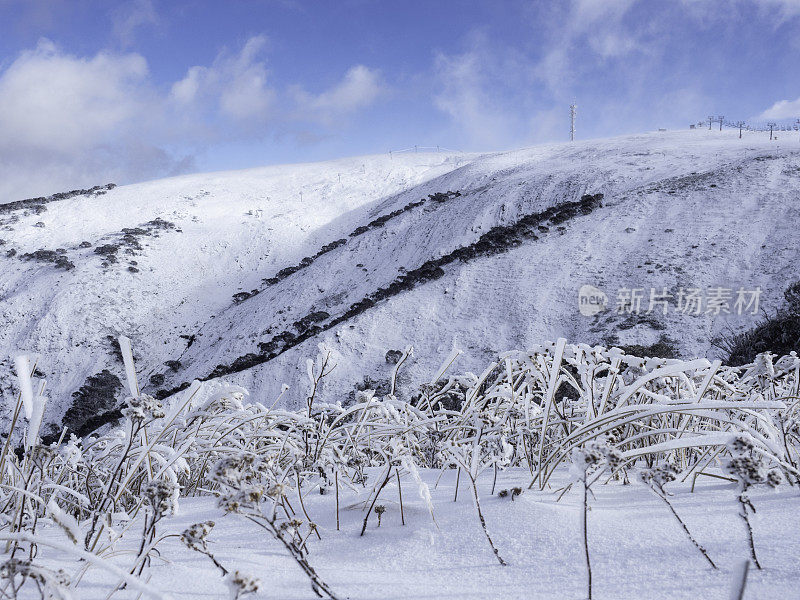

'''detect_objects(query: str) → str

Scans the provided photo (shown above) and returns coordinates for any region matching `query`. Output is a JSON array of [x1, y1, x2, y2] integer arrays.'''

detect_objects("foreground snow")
[[34, 467, 800, 600]]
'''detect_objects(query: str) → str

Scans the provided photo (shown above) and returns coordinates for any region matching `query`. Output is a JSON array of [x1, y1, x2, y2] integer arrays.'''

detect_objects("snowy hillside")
[[1, 129, 799, 437]]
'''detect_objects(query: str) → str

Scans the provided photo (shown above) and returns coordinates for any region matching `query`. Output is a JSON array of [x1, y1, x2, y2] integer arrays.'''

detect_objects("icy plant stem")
[[731, 559, 750, 600], [537, 338, 567, 488], [396, 468, 405, 526], [335, 471, 340, 531], [86, 421, 140, 550], [296, 471, 321, 540], [466, 472, 507, 566], [199, 546, 229, 576], [582, 479, 592, 600], [360, 466, 392, 536], [737, 489, 761, 569], [652, 486, 717, 568], [127, 532, 182, 583], [243, 514, 340, 600], [0, 393, 23, 480], [13, 355, 35, 420]]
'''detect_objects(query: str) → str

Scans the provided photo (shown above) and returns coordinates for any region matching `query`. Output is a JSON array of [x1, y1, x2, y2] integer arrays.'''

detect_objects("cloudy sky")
[[1, 0, 799, 200]]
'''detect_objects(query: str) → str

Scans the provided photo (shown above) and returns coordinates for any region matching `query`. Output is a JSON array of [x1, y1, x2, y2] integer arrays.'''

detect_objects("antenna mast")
[[570, 103, 577, 142]]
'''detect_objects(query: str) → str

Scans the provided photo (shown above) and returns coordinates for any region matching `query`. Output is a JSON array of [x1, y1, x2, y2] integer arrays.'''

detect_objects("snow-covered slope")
[[2, 129, 799, 436]]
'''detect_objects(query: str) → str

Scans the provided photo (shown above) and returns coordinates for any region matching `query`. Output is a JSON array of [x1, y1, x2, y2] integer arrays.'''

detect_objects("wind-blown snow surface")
[[31, 467, 800, 599], [2, 129, 800, 435]]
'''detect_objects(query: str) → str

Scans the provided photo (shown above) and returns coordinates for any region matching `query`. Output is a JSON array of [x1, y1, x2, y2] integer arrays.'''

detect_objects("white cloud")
[[292, 65, 385, 123], [573, 0, 639, 57], [429, 0, 644, 148], [429, 1, 719, 150], [170, 66, 204, 105], [170, 35, 274, 123], [0, 39, 152, 154], [0, 38, 183, 200], [432, 49, 520, 149], [758, 97, 800, 119], [680, 0, 800, 24], [0, 36, 284, 200], [0, 34, 390, 200], [764, 0, 800, 20], [535, 0, 641, 95], [111, 0, 159, 47]]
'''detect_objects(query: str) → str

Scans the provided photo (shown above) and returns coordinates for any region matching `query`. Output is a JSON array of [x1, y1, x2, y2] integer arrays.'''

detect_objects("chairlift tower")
[[768, 122, 777, 140], [734, 121, 745, 139]]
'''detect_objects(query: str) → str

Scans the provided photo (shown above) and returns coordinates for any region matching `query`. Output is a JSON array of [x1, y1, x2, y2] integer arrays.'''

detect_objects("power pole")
[[735, 121, 745, 138], [570, 104, 577, 141], [768, 122, 776, 140]]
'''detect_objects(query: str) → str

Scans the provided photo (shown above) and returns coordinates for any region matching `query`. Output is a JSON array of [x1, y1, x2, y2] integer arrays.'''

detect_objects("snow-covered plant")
[[439, 423, 510, 566], [374, 504, 386, 527], [497, 487, 522, 500], [3, 334, 800, 597], [0, 557, 71, 600], [46, 499, 80, 546], [211, 454, 340, 599], [723, 434, 785, 569], [568, 439, 622, 600], [129, 479, 180, 576], [179, 520, 231, 575], [225, 570, 261, 600], [639, 463, 717, 569]]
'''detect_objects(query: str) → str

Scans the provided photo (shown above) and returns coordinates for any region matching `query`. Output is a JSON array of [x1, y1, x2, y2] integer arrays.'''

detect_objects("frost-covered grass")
[[2, 337, 800, 599]]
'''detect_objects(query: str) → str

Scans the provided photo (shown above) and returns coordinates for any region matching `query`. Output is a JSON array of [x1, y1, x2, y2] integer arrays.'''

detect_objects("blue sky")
[[1, 0, 799, 199]]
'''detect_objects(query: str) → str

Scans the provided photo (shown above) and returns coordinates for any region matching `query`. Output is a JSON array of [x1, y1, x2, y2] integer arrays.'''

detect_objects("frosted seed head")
[[724, 456, 767, 486], [226, 571, 261, 599], [727, 434, 755, 456], [144, 479, 179, 517], [767, 468, 784, 488], [181, 521, 215, 550]]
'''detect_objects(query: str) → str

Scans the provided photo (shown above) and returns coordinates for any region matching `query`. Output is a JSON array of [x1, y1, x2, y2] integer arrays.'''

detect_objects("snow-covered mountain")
[[2, 129, 799, 438]]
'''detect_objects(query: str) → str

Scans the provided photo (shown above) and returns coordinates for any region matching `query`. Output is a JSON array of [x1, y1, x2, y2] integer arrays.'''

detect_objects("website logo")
[[578, 284, 608, 316]]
